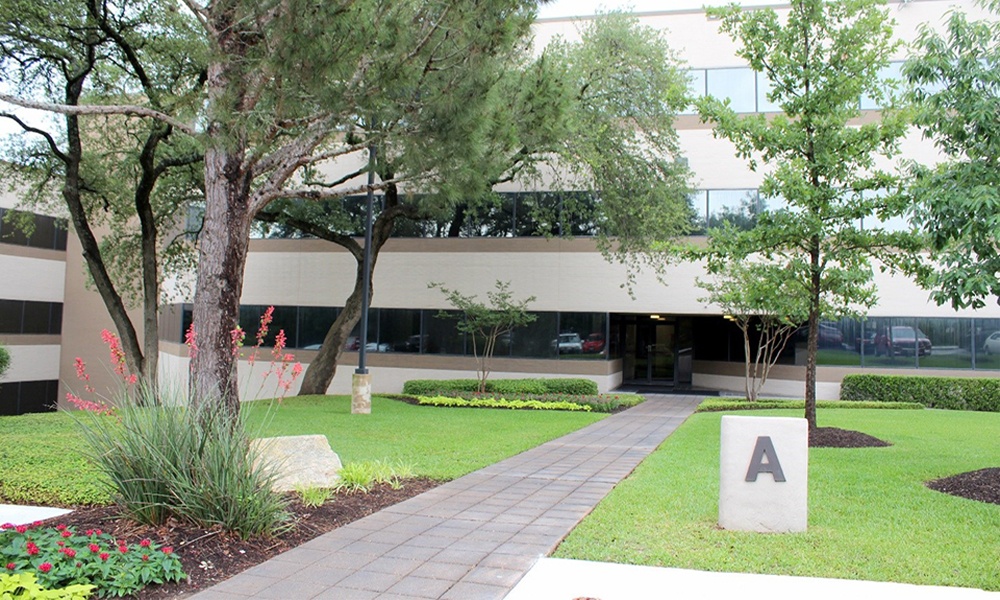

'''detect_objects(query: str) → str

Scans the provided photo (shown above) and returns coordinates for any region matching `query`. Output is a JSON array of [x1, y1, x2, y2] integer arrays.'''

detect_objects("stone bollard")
[[719, 415, 808, 533]]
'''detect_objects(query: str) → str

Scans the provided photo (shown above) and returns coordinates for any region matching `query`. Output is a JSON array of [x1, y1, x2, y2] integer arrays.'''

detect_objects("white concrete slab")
[[0, 504, 73, 527], [503, 558, 1000, 600]]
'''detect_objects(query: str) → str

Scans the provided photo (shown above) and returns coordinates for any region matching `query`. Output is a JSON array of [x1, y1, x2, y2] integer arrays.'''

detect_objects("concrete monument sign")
[[719, 415, 808, 533]]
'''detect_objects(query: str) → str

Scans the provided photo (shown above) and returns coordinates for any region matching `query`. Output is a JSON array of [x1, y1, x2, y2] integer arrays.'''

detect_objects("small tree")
[[0, 342, 10, 380], [698, 255, 809, 401], [431, 281, 536, 393]]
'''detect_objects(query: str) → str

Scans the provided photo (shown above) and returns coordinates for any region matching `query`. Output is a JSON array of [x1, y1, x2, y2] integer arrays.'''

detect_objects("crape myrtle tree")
[[431, 281, 537, 394], [0, 0, 205, 386], [260, 12, 694, 396], [697, 250, 810, 402], [903, 0, 1000, 309], [694, 0, 919, 430]]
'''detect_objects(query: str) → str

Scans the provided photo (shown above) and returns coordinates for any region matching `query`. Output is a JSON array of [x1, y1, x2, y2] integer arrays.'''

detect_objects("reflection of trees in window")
[[707, 190, 761, 230]]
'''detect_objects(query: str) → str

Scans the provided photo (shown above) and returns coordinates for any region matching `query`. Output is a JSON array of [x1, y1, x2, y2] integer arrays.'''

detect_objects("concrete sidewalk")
[[188, 394, 702, 599]]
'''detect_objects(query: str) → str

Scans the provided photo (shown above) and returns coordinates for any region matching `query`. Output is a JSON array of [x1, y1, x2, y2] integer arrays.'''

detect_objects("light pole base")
[[352, 372, 372, 414]]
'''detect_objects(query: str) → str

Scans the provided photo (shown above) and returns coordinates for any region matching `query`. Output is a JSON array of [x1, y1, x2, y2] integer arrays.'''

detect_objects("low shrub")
[[402, 378, 599, 397], [72, 387, 289, 538], [417, 395, 593, 412], [0, 343, 9, 381], [840, 374, 1000, 412], [407, 391, 643, 413], [0, 522, 184, 598], [294, 486, 331, 508], [336, 460, 415, 493], [0, 572, 94, 600], [696, 398, 924, 412]]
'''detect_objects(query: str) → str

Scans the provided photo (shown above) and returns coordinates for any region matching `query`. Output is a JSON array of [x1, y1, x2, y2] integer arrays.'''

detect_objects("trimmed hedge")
[[840, 374, 1000, 412], [402, 378, 599, 396], [697, 398, 924, 413]]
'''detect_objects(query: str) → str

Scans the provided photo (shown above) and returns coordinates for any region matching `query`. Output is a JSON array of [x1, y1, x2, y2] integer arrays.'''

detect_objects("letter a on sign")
[[745, 436, 786, 482]]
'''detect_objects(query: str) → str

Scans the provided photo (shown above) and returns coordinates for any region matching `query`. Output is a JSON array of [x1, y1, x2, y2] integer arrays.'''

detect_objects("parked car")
[[582, 333, 605, 353], [797, 323, 844, 348], [551, 333, 583, 354], [982, 331, 1000, 355]]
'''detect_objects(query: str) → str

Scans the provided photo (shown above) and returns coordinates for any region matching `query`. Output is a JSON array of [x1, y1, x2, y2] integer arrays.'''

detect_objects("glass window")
[[975, 318, 1000, 370], [560, 312, 608, 359], [815, 317, 858, 366], [297, 306, 337, 349], [755, 71, 781, 113], [515, 193, 561, 236], [707, 189, 759, 230], [916, 317, 970, 369], [511, 312, 557, 359], [706, 67, 757, 113], [423, 310, 465, 355], [379, 309, 422, 352], [0, 300, 23, 334], [683, 69, 706, 115]]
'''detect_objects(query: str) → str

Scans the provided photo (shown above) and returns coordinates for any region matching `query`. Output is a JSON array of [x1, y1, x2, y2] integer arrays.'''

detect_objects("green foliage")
[[696, 398, 923, 412], [71, 387, 289, 537], [0, 344, 9, 381], [691, 0, 920, 420], [0, 522, 184, 598], [697, 261, 809, 401], [411, 391, 643, 413], [840, 374, 1000, 412], [0, 413, 109, 506], [293, 486, 331, 508], [402, 378, 598, 396], [0, 572, 94, 600], [416, 395, 592, 412], [431, 281, 536, 393], [903, 3, 1000, 309], [556, 408, 1000, 591], [335, 460, 415, 493]]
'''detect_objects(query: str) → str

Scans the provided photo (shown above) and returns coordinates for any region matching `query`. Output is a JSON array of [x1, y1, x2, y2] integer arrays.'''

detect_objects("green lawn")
[[0, 395, 605, 506], [555, 408, 1000, 591]]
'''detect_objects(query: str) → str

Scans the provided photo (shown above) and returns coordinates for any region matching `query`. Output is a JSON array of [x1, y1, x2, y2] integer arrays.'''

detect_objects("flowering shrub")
[[0, 522, 185, 598], [416, 395, 593, 412]]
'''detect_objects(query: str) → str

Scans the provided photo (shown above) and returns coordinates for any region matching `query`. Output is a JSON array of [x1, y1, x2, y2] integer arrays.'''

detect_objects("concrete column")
[[351, 372, 371, 414]]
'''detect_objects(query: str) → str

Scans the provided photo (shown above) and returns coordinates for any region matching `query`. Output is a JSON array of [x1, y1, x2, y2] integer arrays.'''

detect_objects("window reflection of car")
[[797, 323, 844, 348], [551, 333, 583, 354], [886, 326, 932, 357], [582, 333, 605, 353], [982, 331, 1000, 355]]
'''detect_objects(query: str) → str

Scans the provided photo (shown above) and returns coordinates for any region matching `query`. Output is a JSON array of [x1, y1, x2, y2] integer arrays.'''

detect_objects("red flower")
[[118, 545, 128, 554], [14, 525, 27, 534], [56, 524, 67, 531], [94, 529, 103, 536], [26, 542, 39, 556], [60, 530, 72, 538], [85, 530, 94, 536], [63, 548, 76, 558], [142, 554, 149, 562], [99, 553, 109, 561], [5, 563, 14, 570], [57, 541, 65, 547], [38, 562, 52, 573], [88, 544, 100, 553], [162, 547, 173, 555], [0, 523, 12, 530], [139, 538, 151, 548], [31, 521, 42, 527]]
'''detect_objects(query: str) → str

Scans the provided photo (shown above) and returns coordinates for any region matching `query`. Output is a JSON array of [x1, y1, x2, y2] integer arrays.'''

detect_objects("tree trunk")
[[190, 145, 253, 414], [135, 125, 169, 395], [804, 235, 821, 431]]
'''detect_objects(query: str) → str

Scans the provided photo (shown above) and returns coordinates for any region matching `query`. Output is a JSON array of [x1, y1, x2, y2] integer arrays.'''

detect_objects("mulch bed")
[[41, 478, 439, 600], [927, 468, 1000, 506], [809, 427, 892, 448]]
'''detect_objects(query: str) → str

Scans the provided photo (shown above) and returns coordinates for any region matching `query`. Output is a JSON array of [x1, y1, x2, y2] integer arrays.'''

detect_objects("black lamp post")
[[352, 144, 376, 414]]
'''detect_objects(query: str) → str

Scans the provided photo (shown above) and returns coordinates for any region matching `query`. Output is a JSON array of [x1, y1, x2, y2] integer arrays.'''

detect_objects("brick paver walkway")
[[188, 394, 703, 600]]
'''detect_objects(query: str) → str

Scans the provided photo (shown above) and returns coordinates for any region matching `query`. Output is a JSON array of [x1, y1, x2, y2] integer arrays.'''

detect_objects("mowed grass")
[[555, 408, 1000, 591], [0, 395, 605, 506]]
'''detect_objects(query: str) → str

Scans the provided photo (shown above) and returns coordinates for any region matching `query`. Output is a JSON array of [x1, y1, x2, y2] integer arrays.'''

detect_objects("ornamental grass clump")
[[67, 314, 297, 538], [0, 521, 184, 598]]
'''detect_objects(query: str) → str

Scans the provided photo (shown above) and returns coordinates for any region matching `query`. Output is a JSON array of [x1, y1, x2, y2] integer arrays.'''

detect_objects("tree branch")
[[0, 93, 198, 136], [0, 113, 67, 163]]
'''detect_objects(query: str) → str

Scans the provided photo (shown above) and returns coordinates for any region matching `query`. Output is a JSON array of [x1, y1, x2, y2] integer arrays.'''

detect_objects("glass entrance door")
[[620, 315, 676, 384]]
